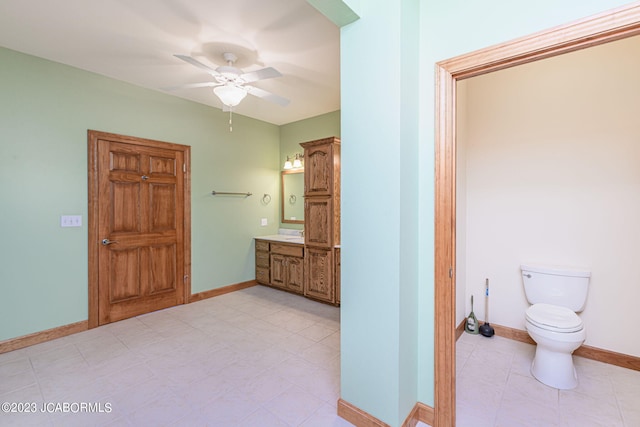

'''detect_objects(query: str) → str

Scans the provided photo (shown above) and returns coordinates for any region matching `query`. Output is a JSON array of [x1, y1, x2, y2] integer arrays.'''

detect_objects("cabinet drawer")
[[256, 267, 269, 284], [255, 240, 270, 252], [256, 251, 270, 268], [270, 243, 303, 258]]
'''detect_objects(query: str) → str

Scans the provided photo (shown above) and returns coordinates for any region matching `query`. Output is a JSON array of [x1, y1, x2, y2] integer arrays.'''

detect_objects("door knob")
[[101, 239, 118, 246]]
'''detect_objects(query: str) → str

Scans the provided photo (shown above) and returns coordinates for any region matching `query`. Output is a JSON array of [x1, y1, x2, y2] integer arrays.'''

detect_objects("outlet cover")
[[261, 218, 268, 226]]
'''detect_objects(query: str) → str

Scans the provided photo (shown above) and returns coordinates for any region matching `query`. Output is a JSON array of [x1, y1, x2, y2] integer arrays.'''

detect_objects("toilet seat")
[[526, 303, 583, 333]]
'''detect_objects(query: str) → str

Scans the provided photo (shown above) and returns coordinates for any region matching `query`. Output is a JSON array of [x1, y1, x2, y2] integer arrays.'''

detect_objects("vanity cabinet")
[[255, 240, 270, 285], [254, 239, 304, 295], [301, 136, 340, 305], [270, 243, 304, 294]]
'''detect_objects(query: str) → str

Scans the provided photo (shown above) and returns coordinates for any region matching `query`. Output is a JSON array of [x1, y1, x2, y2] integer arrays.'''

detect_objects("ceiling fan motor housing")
[[216, 65, 242, 81]]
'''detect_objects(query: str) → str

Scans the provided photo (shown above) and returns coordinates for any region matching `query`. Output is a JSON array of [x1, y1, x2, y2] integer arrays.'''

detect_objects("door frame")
[[433, 4, 640, 426], [87, 130, 191, 329]]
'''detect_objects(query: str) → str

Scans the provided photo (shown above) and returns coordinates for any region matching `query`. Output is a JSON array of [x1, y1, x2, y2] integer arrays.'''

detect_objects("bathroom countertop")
[[255, 234, 304, 245]]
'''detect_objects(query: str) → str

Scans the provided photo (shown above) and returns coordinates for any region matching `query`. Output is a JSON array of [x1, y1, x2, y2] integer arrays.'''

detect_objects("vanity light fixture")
[[283, 153, 303, 170], [292, 153, 303, 169], [283, 156, 293, 170]]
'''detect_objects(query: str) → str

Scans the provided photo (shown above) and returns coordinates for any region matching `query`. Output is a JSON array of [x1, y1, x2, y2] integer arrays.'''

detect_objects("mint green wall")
[[339, 1, 420, 425], [334, 0, 635, 425], [278, 110, 340, 229], [0, 47, 280, 341]]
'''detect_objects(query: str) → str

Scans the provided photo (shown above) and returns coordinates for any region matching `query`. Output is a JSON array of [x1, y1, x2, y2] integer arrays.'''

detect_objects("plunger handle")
[[485, 278, 489, 323]]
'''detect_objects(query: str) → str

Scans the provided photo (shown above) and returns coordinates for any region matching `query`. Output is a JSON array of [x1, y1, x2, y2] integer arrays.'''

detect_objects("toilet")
[[521, 264, 590, 389]]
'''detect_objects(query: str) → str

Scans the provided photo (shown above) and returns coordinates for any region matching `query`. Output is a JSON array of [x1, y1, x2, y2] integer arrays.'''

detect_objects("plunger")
[[479, 278, 495, 337]]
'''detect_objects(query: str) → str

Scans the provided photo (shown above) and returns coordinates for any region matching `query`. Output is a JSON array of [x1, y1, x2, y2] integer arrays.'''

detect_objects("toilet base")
[[530, 345, 578, 389]]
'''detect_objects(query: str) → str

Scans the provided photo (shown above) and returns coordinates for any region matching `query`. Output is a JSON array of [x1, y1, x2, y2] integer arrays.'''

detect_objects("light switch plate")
[[61, 215, 82, 227], [261, 218, 268, 226]]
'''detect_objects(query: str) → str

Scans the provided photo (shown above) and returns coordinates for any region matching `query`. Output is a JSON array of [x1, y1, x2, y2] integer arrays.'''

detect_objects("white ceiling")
[[0, 0, 340, 125]]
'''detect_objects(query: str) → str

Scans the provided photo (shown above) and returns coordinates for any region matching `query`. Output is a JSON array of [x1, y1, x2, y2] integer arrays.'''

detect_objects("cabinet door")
[[270, 254, 287, 289], [287, 256, 304, 293], [304, 144, 333, 196], [305, 247, 334, 303], [335, 248, 340, 304], [305, 196, 333, 248]]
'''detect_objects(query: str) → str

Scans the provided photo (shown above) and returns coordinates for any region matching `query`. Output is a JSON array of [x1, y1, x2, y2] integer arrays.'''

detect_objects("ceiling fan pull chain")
[[229, 108, 233, 132]]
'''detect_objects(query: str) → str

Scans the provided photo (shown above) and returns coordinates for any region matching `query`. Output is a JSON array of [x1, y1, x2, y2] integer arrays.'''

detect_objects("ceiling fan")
[[173, 52, 290, 110]]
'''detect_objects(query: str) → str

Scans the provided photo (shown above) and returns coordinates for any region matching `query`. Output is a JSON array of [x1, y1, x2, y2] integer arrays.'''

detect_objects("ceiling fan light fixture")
[[213, 84, 247, 107]]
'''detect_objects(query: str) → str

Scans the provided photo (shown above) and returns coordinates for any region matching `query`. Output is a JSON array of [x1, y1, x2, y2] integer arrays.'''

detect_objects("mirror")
[[281, 170, 304, 224]]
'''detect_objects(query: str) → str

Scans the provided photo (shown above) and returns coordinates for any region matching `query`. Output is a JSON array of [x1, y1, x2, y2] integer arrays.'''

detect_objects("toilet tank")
[[521, 264, 591, 312]]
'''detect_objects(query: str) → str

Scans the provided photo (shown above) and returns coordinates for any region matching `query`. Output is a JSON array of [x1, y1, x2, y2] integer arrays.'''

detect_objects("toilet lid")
[[526, 303, 583, 332]]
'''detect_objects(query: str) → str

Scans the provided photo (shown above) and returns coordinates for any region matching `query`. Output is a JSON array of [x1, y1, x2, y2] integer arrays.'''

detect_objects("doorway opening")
[[434, 5, 640, 426]]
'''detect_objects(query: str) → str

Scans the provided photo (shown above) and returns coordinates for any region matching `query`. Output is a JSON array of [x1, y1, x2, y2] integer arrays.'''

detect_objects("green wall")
[[339, 1, 419, 425], [335, 0, 635, 425], [0, 46, 285, 341], [0, 46, 339, 342]]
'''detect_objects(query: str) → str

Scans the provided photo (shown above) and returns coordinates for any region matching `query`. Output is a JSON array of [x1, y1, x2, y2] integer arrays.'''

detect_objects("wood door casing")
[[433, 5, 640, 426], [88, 130, 191, 328]]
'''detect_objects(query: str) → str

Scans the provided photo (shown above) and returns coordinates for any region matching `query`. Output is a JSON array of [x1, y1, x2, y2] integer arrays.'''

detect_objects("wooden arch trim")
[[433, 3, 640, 426]]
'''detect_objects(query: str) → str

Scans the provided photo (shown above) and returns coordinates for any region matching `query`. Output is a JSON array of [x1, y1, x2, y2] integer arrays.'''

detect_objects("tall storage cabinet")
[[301, 137, 340, 304]]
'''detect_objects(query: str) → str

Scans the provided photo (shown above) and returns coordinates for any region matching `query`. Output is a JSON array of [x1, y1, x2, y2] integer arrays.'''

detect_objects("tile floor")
[[5, 285, 638, 427], [457, 332, 640, 426], [0, 286, 354, 427]]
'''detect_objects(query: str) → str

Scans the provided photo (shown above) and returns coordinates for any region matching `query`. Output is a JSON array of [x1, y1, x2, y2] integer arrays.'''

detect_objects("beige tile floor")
[[5, 284, 638, 427], [0, 286, 354, 427], [457, 332, 640, 426]]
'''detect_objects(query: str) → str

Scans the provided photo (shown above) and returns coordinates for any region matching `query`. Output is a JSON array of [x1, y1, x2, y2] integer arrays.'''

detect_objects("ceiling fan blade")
[[174, 54, 218, 76], [241, 67, 282, 83], [246, 86, 290, 107], [162, 82, 218, 91]]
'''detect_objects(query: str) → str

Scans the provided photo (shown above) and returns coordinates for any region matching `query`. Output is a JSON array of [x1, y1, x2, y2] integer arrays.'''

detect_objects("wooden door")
[[88, 131, 190, 327]]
